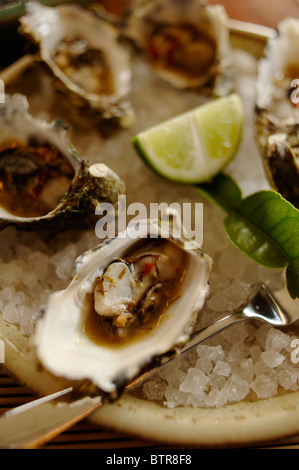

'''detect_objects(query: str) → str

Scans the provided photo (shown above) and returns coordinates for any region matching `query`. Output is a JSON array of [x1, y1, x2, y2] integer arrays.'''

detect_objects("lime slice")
[[132, 94, 244, 183]]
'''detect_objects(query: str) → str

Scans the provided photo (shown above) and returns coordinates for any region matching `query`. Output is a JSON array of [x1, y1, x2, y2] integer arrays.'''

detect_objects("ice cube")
[[179, 368, 209, 395], [250, 374, 277, 399], [28, 251, 49, 281], [0, 263, 23, 286], [204, 388, 228, 408], [2, 303, 21, 324], [232, 358, 254, 382], [278, 367, 299, 391], [0, 286, 15, 303], [195, 356, 213, 374], [261, 350, 285, 368], [223, 374, 250, 403], [164, 388, 190, 408], [265, 328, 290, 352], [23, 272, 38, 288], [196, 344, 225, 363], [213, 360, 231, 377]]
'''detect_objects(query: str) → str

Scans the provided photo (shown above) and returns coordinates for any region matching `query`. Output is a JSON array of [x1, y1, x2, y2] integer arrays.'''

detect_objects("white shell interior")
[[20, 2, 132, 108], [34, 218, 212, 393], [125, 0, 231, 89]]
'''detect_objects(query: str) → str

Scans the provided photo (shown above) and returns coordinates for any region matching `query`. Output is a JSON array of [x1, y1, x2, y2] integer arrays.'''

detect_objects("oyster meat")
[[0, 94, 125, 230], [19, 2, 133, 125], [255, 17, 299, 208], [34, 216, 212, 395], [124, 0, 233, 95]]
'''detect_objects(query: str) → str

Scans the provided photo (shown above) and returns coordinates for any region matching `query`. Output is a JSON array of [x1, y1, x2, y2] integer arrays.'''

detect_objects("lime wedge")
[[132, 94, 244, 183]]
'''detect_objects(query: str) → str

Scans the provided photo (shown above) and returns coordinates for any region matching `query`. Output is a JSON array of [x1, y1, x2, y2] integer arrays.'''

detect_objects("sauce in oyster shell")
[[0, 140, 75, 218], [84, 237, 188, 348]]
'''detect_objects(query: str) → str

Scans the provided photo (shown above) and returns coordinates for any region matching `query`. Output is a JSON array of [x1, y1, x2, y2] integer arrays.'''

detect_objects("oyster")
[[0, 94, 125, 230], [124, 0, 233, 95], [255, 17, 299, 208], [19, 2, 133, 125], [34, 216, 212, 395]]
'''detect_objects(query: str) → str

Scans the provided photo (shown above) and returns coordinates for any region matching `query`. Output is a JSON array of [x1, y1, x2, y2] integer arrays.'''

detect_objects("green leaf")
[[197, 173, 299, 299]]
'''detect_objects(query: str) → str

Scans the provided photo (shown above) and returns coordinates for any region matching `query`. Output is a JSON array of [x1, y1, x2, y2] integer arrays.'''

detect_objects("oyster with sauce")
[[255, 17, 299, 208], [34, 216, 212, 395], [19, 2, 133, 126], [124, 0, 233, 96], [0, 94, 125, 230]]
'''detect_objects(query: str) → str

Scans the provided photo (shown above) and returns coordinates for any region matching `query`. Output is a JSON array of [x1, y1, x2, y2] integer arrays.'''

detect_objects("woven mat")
[[1, 365, 299, 449], [0, 366, 160, 449]]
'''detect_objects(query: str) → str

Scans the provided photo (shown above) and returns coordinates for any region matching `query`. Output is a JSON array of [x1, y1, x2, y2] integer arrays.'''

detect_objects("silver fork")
[[0, 282, 298, 449]]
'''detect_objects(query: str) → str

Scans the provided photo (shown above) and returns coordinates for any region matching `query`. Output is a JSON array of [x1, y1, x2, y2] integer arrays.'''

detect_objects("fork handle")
[[183, 311, 246, 354], [0, 312, 245, 448], [0, 393, 103, 449], [127, 311, 246, 388]]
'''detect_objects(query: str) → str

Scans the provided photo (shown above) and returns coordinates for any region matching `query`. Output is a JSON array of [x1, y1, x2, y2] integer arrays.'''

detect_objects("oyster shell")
[[0, 94, 125, 230], [124, 0, 233, 96], [19, 2, 133, 126], [34, 216, 212, 395], [255, 17, 299, 208]]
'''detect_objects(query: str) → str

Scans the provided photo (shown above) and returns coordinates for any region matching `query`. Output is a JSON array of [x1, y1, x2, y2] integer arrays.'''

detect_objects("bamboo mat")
[[0, 365, 160, 449], [1, 364, 299, 449]]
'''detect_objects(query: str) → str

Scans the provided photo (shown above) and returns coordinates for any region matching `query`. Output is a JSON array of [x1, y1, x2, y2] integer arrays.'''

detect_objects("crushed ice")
[[0, 50, 298, 408]]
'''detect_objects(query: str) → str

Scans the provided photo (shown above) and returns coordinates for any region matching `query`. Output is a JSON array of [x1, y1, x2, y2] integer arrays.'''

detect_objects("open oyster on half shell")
[[255, 17, 299, 208], [19, 2, 133, 126], [124, 0, 233, 96], [34, 215, 212, 395], [0, 94, 125, 230]]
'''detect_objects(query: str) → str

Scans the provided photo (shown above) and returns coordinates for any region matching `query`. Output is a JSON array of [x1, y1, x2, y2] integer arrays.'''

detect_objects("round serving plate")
[[1, 16, 299, 449], [89, 388, 299, 448]]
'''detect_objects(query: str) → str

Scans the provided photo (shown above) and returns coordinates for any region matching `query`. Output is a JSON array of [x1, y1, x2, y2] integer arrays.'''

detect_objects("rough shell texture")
[[34, 217, 212, 395], [20, 2, 133, 124], [0, 94, 126, 230], [255, 17, 299, 207], [124, 0, 233, 96]]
